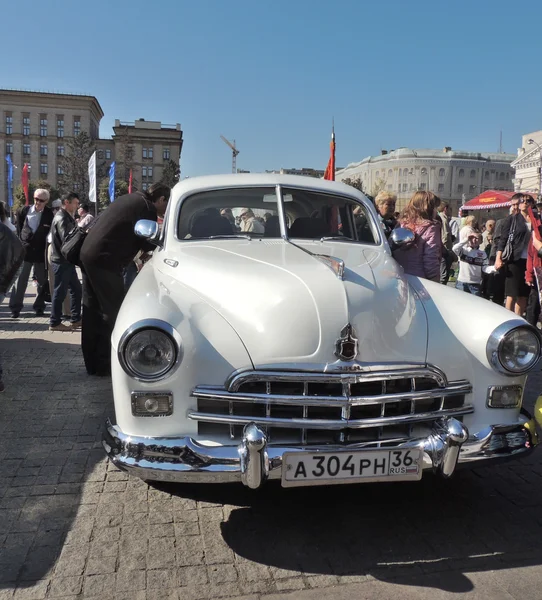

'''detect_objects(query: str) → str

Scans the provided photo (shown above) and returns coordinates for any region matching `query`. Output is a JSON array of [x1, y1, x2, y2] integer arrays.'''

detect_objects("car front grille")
[[188, 368, 473, 445]]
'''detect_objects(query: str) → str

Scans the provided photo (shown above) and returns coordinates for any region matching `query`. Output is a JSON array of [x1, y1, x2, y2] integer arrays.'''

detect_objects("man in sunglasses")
[[9, 188, 54, 318]]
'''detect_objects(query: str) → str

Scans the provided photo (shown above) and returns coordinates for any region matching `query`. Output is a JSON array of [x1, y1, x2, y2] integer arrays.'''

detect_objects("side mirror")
[[135, 219, 162, 247], [389, 227, 415, 251]]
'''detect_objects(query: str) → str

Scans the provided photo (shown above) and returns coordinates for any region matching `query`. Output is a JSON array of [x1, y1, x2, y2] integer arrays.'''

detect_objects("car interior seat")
[[289, 217, 329, 238]]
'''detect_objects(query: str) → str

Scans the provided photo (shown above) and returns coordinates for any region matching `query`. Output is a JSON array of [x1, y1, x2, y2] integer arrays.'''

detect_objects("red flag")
[[21, 163, 30, 206], [128, 169, 133, 193], [323, 127, 336, 181]]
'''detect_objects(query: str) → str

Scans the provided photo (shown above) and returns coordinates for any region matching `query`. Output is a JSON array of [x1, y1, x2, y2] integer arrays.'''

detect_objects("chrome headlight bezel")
[[486, 320, 542, 376], [118, 319, 182, 382]]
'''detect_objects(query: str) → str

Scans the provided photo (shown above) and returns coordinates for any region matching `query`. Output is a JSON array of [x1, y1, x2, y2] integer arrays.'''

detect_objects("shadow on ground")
[[0, 338, 112, 589]]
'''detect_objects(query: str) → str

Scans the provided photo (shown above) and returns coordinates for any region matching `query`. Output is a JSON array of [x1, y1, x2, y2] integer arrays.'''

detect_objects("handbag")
[[61, 214, 100, 266], [501, 216, 516, 263]]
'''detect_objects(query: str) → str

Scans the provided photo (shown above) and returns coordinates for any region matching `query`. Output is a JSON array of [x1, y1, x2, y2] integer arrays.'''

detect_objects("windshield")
[[177, 187, 279, 239], [176, 185, 377, 244]]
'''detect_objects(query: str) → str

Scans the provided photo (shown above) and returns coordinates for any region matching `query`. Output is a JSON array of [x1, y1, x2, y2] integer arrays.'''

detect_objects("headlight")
[[119, 320, 181, 381], [486, 321, 542, 376]]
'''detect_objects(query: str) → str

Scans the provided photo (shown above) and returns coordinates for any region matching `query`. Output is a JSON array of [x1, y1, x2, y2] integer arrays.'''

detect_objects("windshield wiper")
[[320, 236, 354, 243], [207, 234, 252, 240]]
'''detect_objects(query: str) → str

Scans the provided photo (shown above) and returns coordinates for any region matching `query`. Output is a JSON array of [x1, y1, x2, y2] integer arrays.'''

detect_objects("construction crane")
[[220, 135, 239, 173]]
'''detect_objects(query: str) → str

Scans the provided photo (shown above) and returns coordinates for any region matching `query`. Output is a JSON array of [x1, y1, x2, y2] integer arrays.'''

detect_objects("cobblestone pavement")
[[2, 297, 542, 599]]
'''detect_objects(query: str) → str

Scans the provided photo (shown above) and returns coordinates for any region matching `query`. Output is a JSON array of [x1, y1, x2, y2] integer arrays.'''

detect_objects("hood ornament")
[[335, 323, 358, 361]]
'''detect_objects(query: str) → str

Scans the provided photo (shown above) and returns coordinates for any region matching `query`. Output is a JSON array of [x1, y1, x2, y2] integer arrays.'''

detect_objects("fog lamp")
[[131, 392, 173, 417], [487, 386, 523, 409]]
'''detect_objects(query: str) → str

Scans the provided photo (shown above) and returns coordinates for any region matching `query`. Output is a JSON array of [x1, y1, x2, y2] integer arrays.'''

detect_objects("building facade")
[[0, 89, 183, 203], [335, 147, 515, 212], [511, 130, 542, 196]]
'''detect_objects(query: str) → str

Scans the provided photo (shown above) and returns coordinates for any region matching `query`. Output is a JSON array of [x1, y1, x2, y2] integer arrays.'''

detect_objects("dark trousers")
[[526, 287, 541, 326], [440, 248, 455, 285], [50, 262, 82, 326], [81, 263, 125, 375], [488, 259, 506, 306], [9, 260, 48, 313]]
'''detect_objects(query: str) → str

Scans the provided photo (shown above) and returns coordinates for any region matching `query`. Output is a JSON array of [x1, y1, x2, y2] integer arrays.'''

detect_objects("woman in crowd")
[[393, 190, 442, 282], [495, 193, 536, 315]]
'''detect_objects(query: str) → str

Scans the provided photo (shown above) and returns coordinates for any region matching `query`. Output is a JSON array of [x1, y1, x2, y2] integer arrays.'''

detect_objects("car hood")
[[157, 239, 428, 370]]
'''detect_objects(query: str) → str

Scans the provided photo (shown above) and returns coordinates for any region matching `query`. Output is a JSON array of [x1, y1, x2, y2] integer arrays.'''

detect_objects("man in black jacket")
[[0, 222, 25, 391], [49, 192, 82, 332], [80, 183, 170, 375], [9, 188, 54, 318]]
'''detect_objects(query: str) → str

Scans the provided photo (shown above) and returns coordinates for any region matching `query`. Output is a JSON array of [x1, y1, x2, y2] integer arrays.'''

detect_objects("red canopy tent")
[[461, 189, 516, 211]]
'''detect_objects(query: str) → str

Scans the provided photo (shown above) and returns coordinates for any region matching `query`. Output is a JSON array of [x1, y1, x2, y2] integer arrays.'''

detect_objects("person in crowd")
[[49, 192, 82, 332], [79, 183, 170, 376], [239, 208, 265, 234], [495, 193, 535, 315], [486, 204, 517, 304], [0, 220, 25, 392], [436, 202, 454, 285], [393, 190, 442, 282], [374, 191, 397, 238], [220, 208, 238, 230], [9, 188, 54, 318], [452, 232, 491, 296], [459, 215, 479, 243], [0, 201, 15, 232], [47, 198, 73, 319], [482, 219, 495, 248], [449, 208, 461, 242], [78, 203, 94, 229]]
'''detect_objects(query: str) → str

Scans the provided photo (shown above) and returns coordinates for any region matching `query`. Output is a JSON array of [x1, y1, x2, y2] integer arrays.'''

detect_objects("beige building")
[[336, 147, 515, 212], [0, 89, 183, 203], [511, 130, 542, 196]]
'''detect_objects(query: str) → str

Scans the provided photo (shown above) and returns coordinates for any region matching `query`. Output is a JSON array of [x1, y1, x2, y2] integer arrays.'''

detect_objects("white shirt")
[[241, 217, 265, 234], [26, 205, 43, 233], [452, 241, 490, 284]]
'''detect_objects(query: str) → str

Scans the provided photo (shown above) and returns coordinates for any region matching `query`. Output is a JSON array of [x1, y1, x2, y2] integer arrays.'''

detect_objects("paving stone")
[[48, 576, 83, 597], [115, 568, 146, 592]]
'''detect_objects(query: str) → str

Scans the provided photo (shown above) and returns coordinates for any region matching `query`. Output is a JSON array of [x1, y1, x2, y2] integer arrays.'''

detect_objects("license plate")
[[281, 448, 423, 487]]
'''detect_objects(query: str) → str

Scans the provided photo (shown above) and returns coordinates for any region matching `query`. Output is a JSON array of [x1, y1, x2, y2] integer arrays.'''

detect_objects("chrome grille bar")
[[192, 381, 472, 407], [188, 405, 474, 430]]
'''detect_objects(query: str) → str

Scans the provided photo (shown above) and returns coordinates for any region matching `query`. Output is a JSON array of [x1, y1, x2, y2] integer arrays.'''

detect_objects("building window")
[[438, 183, 444, 192], [105, 149, 111, 159], [439, 168, 445, 177], [23, 116, 30, 136], [5, 115, 13, 135], [23, 144, 30, 156], [98, 150, 104, 159], [148, 147, 153, 159], [148, 166, 153, 179], [57, 165, 64, 175], [419, 183, 426, 190], [470, 170, 476, 178], [142, 166, 147, 178], [457, 184, 464, 193], [142, 182, 148, 191], [163, 147, 170, 160], [375, 171, 379, 178], [387, 184, 392, 191], [484, 171, 489, 179], [57, 118, 64, 138], [74, 183, 80, 191], [387, 169, 392, 177], [469, 185, 476, 193], [40, 118, 47, 137], [6, 142, 13, 154], [40, 144, 48, 156], [421, 168, 427, 175], [458, 169, 464, 178], [73, 117, 81, 136], [40, 163, 48, 175], [143, 147, 154, 159], [402, 183, 408, 192], [499, 172, 505, 180], [57, 145, 65, 156]]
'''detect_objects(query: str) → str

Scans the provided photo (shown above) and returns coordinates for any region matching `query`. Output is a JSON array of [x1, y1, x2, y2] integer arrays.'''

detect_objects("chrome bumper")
[[102, 415, 538, 489]]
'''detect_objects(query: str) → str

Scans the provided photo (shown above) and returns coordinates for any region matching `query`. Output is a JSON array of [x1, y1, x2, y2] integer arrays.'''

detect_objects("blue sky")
[[3, 0, 541, 177]]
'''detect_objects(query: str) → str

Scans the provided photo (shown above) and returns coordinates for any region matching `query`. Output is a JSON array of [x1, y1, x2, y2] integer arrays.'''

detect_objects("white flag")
[[88, 151, 97, 203]]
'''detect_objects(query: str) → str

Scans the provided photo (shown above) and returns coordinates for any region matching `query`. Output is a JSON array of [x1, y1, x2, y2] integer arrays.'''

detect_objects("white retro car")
[[103, 174, 541, 489]]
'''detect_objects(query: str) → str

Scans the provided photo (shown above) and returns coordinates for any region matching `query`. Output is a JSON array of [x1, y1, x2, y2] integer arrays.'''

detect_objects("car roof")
[[170, 173, 369, 203]]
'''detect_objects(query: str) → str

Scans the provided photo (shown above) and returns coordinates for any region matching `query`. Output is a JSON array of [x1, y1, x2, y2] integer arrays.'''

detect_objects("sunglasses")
[[34, 198, 47, 203]]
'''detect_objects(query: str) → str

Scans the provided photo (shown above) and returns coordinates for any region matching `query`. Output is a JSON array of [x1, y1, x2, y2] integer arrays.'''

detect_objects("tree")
[[161, 159, 180, 188], [59, 132, 95, 197], [98, 177, 129, 212], [117, 127, 137, 190], [13, 179, 59, 214], [371, 177, 387, 198], [342, 177, 365, 193]]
